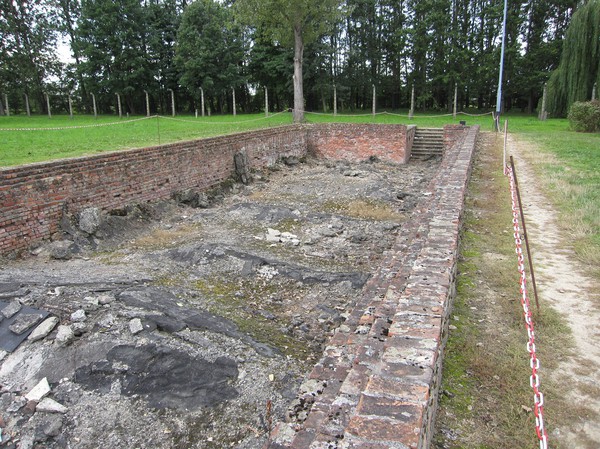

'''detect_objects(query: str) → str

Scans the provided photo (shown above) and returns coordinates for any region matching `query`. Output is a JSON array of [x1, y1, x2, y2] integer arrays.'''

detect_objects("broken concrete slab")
[[36, 397, 68, 414], [0, 303, 50, 352], [25, 377, 51, 402], [28, 317, 60, 342], [1, 300, 22, 318]]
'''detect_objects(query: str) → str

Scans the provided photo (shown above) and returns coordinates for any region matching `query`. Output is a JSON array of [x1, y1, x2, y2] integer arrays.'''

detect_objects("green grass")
[[0, 113, 291, 166]]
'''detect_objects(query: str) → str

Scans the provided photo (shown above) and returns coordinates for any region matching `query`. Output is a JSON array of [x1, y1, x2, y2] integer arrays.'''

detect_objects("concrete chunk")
[[37, 397, 69, 414], [28, 316, 60, 342], [25, 377, 51, 402], [1, 300, 22, 318]]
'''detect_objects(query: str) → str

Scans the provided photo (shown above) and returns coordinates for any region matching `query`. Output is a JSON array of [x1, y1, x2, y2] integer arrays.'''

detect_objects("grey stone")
[[55, 325, 74, 346], [97, 294, 116, 305], [282, 155, 300, 166], [129, 318, 144, 335], [0, 349, 7, 361], [7, 395, 27, 412], [25, 377, 51, 402], [82, 296, 100, 311], [70, 309, 86, 323], [97, 313, 115, 329], [1, 300, 21, 318], [17, 434, 35, 449], [48, 240, 74, 260], [43, 415, 64, 437], [234, 150, 250, 185], [78, 207, 102, 234], [8, 313, 44, 335], [27, 316, 59, 342], [37, 397, 68, 414], [72, 322, 88, 336]]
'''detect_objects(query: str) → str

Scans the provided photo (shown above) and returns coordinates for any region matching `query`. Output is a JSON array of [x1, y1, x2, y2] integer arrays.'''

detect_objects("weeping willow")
[[547, 0, 600, 117]]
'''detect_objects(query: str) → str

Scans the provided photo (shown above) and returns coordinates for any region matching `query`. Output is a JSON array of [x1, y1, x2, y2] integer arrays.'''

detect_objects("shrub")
[[568, 100, 600, 132]]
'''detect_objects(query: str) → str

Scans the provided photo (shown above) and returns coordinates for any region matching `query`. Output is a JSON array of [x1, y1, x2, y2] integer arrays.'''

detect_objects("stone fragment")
[[8, 313, 43, 335], [43, 415, 64, 437], [234, 150, 250, 185], [98, 294, 116, 305], [0, 349, 7, 362], [17, 434, 34, 449], [25, 378, 51, 402], [37, 398, 68, 414], [7, 396, 27, 412], [1, 300, 22, 318], [72, 322, 88, 336], [55, 325, 74, 346], [82, 296, 99, 311], [78, 207, 102, 234], [70, 309, 86, 323], [48, 240, 75, 260], [97, 313, 115, 329], [27, 317, 59, 342], [129, 318, 144, 335]]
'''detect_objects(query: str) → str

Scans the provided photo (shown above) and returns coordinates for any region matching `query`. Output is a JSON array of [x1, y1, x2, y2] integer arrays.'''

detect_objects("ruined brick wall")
[[307, 123, 414, 163], [0, 126, 306, 256], [443, 124, 469, 150]]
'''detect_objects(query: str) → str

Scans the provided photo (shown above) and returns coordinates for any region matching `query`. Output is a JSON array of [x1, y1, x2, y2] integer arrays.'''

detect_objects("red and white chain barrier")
[[506, 163, 548, 449]]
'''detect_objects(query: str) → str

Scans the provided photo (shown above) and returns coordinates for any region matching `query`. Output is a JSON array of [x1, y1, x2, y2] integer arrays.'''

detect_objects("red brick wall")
[[0, 125, 306, 256], [307, 123, 413, 163]]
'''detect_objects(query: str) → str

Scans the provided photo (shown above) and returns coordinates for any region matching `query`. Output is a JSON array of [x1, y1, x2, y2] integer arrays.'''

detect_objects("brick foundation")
[[1, 124, 478, 448]]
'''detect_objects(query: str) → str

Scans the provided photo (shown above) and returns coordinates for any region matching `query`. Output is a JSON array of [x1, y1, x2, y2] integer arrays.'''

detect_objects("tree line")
[[0, 0, 591, 118]]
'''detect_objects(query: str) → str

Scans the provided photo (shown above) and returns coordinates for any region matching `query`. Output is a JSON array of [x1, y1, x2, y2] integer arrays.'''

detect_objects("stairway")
[[411, 127, 444, 159]]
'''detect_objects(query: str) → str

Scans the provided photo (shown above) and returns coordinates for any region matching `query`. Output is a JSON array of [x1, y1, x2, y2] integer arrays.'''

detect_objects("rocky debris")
[[1, 300, 22, 319], [70, 309, 87, 322], [54, 325, 74, 347], [36, 398, 68, 414], [97, 294, 116, 305], [47, 240, 76, 260], [264, 228, 301, 245], [173, 189, 210, 208], [25, 378, 51, 402], [27, 317, 59, 342], [128, 318, 144, 335], [78, 207, 102, 235], [281, 155, 301, 166], [234, 150, 251, 184], [8, 313, 43, 335]]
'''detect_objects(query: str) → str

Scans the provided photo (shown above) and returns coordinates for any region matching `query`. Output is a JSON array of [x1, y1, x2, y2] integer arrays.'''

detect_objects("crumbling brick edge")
[[266, 125, 479, 449]]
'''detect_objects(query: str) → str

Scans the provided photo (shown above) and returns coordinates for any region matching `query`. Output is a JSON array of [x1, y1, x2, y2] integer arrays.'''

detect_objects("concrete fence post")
[[45, 92, 52, 118], [144, 90, 150, 117], [25, 94, 30, 117], [333, 84, 337, 116], [116, 93, 122, 119], [91, 93, 97, 119], [409, 85, 415, 119], [4, 94, 9, 116], [200, 87, 205, 117], [232, 87, 236, 116], [264, 87, 269, 117]]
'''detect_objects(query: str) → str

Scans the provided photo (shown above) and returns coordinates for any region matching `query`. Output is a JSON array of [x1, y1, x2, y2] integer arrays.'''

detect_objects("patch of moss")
[[193, 278, 313, 361]]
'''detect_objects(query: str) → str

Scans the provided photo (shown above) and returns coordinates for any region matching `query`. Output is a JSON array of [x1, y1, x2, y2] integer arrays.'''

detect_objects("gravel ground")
[[0, 156, 439, 449]]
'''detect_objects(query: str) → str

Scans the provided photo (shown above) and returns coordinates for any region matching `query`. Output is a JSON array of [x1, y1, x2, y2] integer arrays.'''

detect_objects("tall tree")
[[0, 0, 61, 112], [76, 0, 151, 113], [175, 0, 244, 114], [235, 0, 344, 122], [547, 0, 600, 116]]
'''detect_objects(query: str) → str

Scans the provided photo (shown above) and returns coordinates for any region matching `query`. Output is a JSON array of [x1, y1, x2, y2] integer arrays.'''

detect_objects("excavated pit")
[[0, 156, 441, 449]]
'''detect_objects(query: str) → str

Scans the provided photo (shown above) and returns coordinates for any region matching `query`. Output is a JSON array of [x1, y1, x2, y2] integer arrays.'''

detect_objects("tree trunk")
[[293, 24, 304, 123]]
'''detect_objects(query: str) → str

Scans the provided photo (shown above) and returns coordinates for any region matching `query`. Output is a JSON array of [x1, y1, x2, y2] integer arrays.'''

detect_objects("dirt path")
[[507, 134, 600, 448]]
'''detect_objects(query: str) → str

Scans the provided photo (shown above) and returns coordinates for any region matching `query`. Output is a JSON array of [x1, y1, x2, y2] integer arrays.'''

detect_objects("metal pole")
[[495, 0, 508, 130], [116, 93, 122, 119], [168, 88, 175, 117], [264, 87, 269, 117], [144, 90, 150, 117], [372, 84, 376, 116], [453, 83, 458, 119], [200, 87, 205, 117], [232, 87, 236, 116], [68, 94, 73, 119], [4, 94, 9, 116], [333, 84, 337, 116], [509, 156, 540, 312], [25, 94, 30, 117], [503, 120, 508, 174], [45, 92, 52, 118], [409, 85, 415, 119], [91, 93, 97, 119]]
